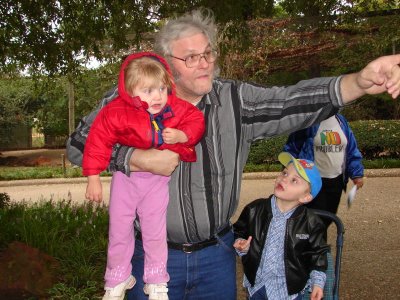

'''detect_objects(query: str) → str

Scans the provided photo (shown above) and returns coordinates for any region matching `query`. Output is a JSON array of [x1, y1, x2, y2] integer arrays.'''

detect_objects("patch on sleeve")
[[296, 233, 310, 240]]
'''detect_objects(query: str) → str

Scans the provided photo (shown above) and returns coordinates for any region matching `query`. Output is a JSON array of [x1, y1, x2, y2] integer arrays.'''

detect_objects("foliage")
[[0, 192, 11, 209], [72, 64, 120, 120], [218, 10, 400, 119], [246, 119, 400, 167], [48, 281, 99, 300], [0, 119, 398, 180], [0, 76, 40, 143], [350, 119, 400, 159], [341, 95, 400, 121], [1, 2, 400, 137], [0, 199, 109, 297], [244, 158, 400, 173], [219, 12, 400, 81], [0, 166, 111, 181], [279, 0, 346, 17], [0, 76, 40, 119], [0, 62, 120, 137], [0, 0, 281, 78], [0, 1, 158, 76]]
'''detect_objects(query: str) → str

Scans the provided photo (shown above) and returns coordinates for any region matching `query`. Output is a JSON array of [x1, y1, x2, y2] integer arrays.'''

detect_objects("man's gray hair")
[[154, 8, 218, 58]]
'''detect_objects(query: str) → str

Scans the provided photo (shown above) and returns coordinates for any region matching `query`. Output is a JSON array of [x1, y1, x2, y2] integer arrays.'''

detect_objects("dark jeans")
[[127, 230, 237, 300], [306, 174, 344, 230]]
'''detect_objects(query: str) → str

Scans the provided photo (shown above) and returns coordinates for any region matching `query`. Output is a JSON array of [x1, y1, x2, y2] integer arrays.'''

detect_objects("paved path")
[[1, 174, 400, 299]]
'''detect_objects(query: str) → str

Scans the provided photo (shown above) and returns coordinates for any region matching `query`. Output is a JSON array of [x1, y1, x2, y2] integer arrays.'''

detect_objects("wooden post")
[[61, 154, 66, 177]]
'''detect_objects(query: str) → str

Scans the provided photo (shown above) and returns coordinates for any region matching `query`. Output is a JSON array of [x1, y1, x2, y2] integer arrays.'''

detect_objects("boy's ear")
[[299, 193, 313, 205]]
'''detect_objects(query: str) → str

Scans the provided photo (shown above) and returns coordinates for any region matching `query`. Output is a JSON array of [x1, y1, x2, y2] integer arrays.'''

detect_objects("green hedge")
[[248, 119, 400, 164]]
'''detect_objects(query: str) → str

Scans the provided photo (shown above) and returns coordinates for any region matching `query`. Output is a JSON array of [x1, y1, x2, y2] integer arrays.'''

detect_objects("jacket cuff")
[[310, 270, 326, 290], [108, 145, 134, 176]]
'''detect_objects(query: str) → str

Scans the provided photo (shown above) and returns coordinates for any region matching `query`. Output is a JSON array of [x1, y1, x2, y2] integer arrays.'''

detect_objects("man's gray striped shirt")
[[67, 76, 342, 244]]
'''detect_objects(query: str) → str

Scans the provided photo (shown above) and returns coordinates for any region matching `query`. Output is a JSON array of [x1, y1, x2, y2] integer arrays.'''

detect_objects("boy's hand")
[[85, 175, 103, 202], [310, 285, 323, 300], [233, 236, 252, 253], [352, 177, 364, 189], [162, 128, 188, 144]]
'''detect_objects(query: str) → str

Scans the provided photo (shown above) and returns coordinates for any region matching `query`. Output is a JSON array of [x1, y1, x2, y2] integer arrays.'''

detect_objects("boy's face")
[[133, 77, 168, 115], [274, 163, 312, 204]]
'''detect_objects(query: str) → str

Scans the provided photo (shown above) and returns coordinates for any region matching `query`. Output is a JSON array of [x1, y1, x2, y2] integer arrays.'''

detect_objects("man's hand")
[[341, 54, 400, 103], [129, 148, 179, 176]]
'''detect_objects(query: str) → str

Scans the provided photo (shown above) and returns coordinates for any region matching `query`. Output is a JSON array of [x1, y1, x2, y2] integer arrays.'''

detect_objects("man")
[[67, 9, 400, 300]]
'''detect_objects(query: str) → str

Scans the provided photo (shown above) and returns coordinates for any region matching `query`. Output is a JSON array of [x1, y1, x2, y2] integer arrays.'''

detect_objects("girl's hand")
[[85, 175, 103, 202], [162, 128, 188, 144]]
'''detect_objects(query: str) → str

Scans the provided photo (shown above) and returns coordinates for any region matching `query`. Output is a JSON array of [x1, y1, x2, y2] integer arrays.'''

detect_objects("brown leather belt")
[[136, 225, 231, 253]]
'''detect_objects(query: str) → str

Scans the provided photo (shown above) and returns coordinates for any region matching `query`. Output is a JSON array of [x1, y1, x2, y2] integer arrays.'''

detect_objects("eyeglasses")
[[170, 50, 218, 68]]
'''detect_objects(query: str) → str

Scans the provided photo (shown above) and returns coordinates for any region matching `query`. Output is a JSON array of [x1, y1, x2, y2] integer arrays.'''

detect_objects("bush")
[[350, 120, 400, 159], [247, 119, 400, 164], [0, 192, 11, 209], [0, 200, 109, 298]]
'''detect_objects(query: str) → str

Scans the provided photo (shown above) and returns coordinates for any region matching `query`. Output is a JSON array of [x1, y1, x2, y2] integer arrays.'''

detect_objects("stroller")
[[304, 209, 345, 300]]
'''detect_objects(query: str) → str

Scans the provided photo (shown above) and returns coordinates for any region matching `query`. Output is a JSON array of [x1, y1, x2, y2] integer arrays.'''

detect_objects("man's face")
[[169, 33, 215, 103]]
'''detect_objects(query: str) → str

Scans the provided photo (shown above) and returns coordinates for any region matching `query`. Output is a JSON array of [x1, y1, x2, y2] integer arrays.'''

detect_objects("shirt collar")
[[271, 195, 297, 219]]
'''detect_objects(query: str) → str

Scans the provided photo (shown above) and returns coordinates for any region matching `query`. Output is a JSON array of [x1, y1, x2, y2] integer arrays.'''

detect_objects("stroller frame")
[[312, 209, 345, 300]]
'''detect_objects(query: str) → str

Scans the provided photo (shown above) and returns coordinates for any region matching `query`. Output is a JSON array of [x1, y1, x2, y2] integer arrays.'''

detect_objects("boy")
[[233, 152, 329, 300]]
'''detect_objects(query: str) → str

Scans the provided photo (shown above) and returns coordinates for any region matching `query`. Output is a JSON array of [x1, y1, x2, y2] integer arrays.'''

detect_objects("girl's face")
[[132, 78, 169, 115], [274, 163, 311, 203]]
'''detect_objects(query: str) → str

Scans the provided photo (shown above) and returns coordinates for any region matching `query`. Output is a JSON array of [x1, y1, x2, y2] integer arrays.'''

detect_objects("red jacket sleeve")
[[82, 107, 119, 176], [159, 98, 205, 162]]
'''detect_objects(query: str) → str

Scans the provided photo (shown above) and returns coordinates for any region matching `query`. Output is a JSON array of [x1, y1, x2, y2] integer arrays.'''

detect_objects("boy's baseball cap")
[[278, 152, 322, 199]]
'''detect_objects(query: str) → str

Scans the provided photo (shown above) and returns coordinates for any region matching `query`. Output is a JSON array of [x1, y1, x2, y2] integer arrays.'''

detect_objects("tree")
[[217, 2, 400, 119], [0, 1, 277, 136], [0, 0, 159, 134], [0, 76, 39, 145]]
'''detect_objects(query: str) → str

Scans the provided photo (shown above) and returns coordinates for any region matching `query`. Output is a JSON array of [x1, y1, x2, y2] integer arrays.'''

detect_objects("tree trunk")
[[68, 76, 75, 135]]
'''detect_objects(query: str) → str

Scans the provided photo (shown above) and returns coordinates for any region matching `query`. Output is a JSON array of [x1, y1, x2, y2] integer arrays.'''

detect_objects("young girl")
[[82, 52, 205, 300]]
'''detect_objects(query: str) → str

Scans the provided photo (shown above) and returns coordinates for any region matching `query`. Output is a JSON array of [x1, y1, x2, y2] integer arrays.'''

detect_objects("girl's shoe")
[[103, 275, 136, 300], [143, 283, 169, 300]]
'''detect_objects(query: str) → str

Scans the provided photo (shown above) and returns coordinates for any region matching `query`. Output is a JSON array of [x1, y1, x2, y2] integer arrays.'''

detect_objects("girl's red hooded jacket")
[[82, 52, 205, 176]]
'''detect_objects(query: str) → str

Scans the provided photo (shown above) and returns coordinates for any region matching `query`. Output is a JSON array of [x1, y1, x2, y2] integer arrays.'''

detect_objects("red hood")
[[117, 52, 176, 110]]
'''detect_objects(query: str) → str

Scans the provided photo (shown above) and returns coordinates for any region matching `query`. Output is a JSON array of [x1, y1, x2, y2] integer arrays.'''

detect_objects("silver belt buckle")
[[182, 243, 193, 253]]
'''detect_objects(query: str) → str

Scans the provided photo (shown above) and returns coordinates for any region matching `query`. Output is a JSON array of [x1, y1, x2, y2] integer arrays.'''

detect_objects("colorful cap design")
[[278, 152, 322, 198]]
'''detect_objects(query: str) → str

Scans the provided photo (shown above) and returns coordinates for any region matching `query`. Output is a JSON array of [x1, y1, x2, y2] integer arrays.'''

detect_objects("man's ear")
[[299, 193, 313, 205]]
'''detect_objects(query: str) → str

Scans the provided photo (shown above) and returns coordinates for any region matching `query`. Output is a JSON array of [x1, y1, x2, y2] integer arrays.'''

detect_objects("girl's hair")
[[124, 57, 173, 96], [154, 8, 218, 60]]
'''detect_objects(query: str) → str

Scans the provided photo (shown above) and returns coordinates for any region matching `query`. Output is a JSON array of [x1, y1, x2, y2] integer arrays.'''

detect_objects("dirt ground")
[[0, 148, 69, 167], [1, 149, 400, 300]]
